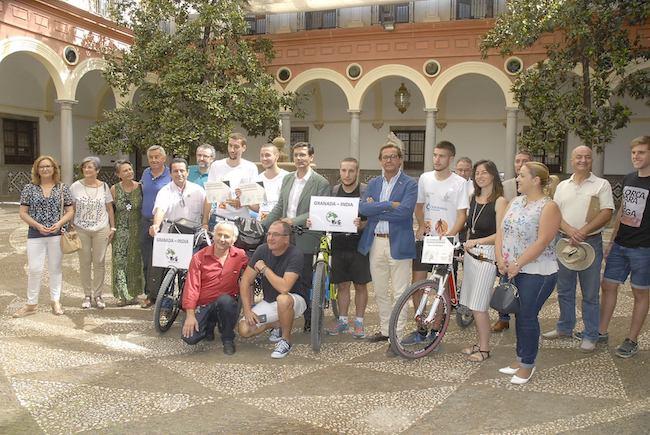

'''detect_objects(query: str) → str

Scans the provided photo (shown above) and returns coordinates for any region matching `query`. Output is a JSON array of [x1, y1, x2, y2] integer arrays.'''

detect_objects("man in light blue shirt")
[[187, 144, 216, 188]]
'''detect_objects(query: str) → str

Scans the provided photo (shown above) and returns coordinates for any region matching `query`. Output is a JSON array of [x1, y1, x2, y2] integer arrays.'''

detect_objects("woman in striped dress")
[[459, 160, 507, 362]]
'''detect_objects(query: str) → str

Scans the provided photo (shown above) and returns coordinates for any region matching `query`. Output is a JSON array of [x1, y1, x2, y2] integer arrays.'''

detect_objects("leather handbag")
[[59, 186, 81, 255], [490, 278, 520, 314]]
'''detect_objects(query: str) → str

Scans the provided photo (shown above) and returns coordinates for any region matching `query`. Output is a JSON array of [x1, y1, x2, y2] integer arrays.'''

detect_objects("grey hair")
[[197, 143, 216, 158], [81, 156, 101, 170], [147, 145, 167, 157], [214, 220, 239, 240]]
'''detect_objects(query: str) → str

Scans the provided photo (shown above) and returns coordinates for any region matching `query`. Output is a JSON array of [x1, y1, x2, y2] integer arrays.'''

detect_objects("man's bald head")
[[571, 145, 593, 174]]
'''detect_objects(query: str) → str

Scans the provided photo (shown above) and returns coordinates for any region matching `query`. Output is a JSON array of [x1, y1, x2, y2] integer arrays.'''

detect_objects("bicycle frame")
[[417, 264, 454, 325]]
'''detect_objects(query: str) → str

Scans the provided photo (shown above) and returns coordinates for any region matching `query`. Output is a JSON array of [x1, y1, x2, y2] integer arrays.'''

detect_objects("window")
[[290, 127, 309, 146], [379, 3, 410, 24], [392, 129, 425, 170], [245, 15, 266, 35], [522, 126, 566, 173], [2, 117, 38, 165], [455, 0, 495, 20], [305, 10, 337, 30]]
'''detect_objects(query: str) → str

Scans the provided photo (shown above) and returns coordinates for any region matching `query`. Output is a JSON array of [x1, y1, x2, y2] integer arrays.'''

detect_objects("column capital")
[[424, 107, 438, 113], [505, 106, 519, 113], [347, 109, 361, 115], [279, 110, 292, 116]]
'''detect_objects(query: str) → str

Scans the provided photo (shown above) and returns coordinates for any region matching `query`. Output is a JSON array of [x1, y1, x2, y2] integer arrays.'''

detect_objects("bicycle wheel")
[[310, 261, 327, 352], [455, 304, 475, 328], [388, 279, 451, 359], [153, 268, 183, 333]]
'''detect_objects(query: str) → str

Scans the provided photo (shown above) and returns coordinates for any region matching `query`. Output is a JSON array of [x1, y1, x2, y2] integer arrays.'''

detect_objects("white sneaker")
[[81, 296, 92, 309], [580, 338, 596, 353], [94, 297, 106, 309], [271, 339, 292, 359], [268, 328, 282, 343]]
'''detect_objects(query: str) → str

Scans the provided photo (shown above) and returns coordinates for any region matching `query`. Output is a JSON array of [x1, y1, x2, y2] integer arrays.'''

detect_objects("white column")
[[57, 99, 77, 185], [505, 106, 518, 179], [348, 110, 361, 163], [424, 108, 437, 172], [279, 111, 291, 144]]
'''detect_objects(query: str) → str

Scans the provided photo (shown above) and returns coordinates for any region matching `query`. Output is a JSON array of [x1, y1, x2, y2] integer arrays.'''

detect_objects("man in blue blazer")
[[358, 141, 417, 352]]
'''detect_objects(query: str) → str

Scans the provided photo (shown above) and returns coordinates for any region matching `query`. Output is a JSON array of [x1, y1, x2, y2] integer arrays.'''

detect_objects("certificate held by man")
[[238, 182, 266, 206], [309, 196, 359, 233]]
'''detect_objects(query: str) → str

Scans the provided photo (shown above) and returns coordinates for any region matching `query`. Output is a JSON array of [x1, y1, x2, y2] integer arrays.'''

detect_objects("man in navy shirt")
[[140, 145, 171, 308]]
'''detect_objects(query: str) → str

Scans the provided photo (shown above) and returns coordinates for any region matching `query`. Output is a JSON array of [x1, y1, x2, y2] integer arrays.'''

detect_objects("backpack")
[[234, 217, 265, 251]]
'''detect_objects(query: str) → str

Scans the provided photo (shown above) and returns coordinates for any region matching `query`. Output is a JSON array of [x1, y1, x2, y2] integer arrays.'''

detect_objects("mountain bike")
[[388, 241, 464, 359], [292, 226, 339, 352], [153, 221, 211, 333]]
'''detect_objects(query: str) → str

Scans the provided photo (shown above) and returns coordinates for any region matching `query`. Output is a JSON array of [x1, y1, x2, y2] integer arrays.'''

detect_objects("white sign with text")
[[152, 233, 194, 269], [309, 196, 359, 233]]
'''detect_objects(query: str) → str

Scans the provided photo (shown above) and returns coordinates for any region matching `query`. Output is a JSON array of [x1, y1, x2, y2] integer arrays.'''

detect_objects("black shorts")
[[331, 250, 372, 285], [412, 240, 433, 272]]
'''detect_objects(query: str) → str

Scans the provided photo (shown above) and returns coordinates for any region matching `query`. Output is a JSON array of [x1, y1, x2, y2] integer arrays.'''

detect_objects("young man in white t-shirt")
[[202, 132, 259, 228], [251, 143, 288, 221], [402, 141, 468, 345]]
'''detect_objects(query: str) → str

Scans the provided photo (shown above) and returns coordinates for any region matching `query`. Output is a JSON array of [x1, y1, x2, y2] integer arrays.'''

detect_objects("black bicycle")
[[153, 221, 211, 333]]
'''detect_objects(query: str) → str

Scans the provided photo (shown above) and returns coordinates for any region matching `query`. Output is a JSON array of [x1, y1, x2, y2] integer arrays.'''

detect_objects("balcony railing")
[[452, 0, 496, 20]]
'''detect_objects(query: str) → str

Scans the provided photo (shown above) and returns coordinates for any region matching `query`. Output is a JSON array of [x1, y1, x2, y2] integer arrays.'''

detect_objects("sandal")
[[461, 344, 480, 355], [467, 349, 490, 362], [12, 305, 37, 318]]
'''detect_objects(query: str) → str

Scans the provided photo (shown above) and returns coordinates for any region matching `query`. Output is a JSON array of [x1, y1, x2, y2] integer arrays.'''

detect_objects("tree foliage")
[[87, 0, 297, 157], [481, 0, 650, 161]]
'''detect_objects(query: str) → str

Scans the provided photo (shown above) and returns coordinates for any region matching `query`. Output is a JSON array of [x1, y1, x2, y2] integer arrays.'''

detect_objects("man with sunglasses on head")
[[238, 220, 307, 358]]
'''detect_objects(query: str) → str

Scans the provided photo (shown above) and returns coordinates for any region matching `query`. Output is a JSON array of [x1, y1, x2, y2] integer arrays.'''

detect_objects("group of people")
[[12, 131, 649, 381]]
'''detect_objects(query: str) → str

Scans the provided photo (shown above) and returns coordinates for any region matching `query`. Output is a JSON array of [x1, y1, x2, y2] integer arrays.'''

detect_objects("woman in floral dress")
[[110, 160, 144, 306]]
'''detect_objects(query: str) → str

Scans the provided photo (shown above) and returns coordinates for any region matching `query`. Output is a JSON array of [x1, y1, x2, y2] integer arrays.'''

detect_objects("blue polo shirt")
[[187, 165, 209, 188], [141, 166, 171, 219]]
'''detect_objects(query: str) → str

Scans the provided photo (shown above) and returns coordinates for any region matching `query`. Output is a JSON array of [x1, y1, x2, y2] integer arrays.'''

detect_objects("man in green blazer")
[[262, 142, 331, 329]]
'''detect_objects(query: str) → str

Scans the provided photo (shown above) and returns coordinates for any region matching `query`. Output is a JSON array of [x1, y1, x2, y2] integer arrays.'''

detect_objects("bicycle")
[[292, 226, 339, 352], [153, 220, 211, 333], [387, 240, 464, 359]]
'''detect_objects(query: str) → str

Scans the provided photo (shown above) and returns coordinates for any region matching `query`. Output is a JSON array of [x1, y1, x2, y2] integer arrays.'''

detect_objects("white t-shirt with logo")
[[207, 158, 259, 219], [417, 171, 469, 236], [256, 169, 289, 219]]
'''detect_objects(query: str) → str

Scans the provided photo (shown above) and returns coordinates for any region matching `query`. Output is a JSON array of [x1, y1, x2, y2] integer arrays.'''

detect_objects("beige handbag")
[[59, 185, 81, 254]]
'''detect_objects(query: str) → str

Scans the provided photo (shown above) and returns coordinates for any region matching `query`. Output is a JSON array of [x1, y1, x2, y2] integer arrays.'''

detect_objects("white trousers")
[[369, 237, 412, 336], [26, 236, 63, 305]]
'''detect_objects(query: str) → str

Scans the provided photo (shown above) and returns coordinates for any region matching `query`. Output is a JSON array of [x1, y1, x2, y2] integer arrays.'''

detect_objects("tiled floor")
[[0, 205, 648, 434]]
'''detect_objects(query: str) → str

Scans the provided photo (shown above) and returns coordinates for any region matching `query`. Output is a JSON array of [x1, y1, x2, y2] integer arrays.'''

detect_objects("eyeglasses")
[[267, 232, 289, 238], [38, 165, 53, 170], [381, 154, 400, 161]]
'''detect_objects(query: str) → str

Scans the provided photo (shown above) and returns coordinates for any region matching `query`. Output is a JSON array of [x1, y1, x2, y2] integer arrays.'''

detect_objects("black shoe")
[[205, 331, 215, 342], [367, 332, 389, 342], [223, 341, 235, 355]]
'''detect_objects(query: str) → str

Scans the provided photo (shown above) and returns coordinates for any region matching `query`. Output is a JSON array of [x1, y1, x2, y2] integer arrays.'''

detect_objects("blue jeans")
[[556, 234, 603, 341], [514, 272, 558, 368]]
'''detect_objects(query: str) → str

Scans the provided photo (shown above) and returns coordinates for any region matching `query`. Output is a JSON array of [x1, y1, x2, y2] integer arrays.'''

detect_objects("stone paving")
[[0, 204, 648, 434]]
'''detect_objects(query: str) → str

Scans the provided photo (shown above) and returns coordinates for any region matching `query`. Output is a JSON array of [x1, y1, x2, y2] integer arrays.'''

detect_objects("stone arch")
[[0, 36, 67, 98], [285, 68, 354, 109], [609, 58, 650, 91], [67, 57, 109, 100], [351, 64, 432, 111], [431, 61, 516, 108]]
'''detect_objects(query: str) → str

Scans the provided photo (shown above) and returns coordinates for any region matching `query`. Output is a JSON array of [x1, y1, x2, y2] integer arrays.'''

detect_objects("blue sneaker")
[[326, 319, 349, 336], [401, 329, 437, 345], [352, 320, 365, 339]]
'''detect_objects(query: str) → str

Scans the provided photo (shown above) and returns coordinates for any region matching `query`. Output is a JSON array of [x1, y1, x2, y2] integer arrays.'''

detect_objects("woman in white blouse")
[[70, 157, 115, 309]]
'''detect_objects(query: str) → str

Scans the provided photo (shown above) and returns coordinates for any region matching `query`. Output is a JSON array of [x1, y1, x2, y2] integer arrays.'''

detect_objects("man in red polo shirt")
[[181, 221, 248, 355]]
